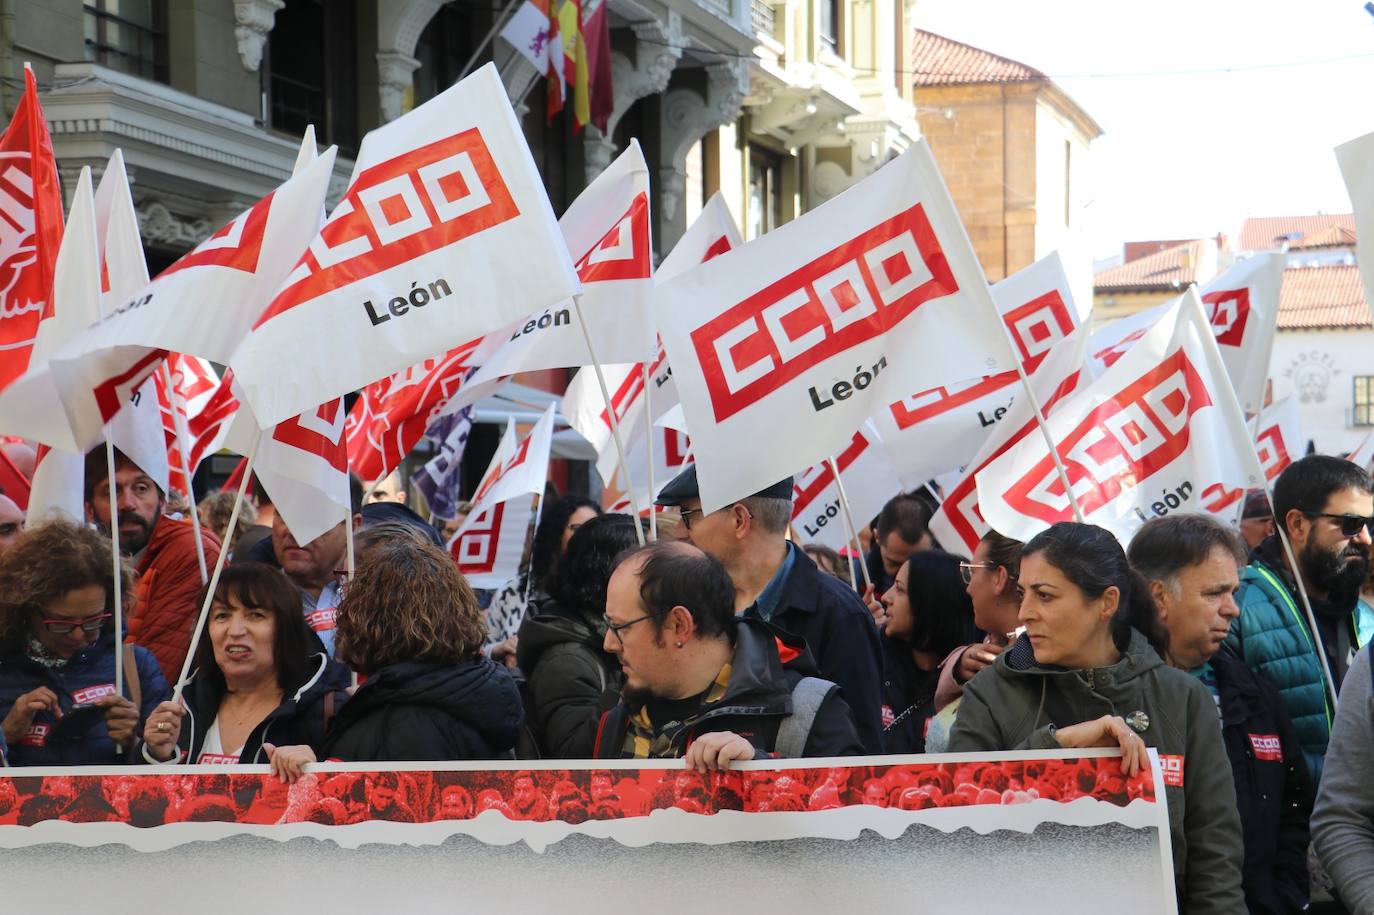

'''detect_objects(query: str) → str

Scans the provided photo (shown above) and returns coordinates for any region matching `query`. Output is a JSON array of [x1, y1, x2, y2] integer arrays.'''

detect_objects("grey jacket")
[[1313, 643, 1374, 914], [948, 629, 1245, 915]]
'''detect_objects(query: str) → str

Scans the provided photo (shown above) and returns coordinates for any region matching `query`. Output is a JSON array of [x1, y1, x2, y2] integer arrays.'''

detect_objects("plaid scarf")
[[621, 663, 733, 759], [26, 635, 68, 669]]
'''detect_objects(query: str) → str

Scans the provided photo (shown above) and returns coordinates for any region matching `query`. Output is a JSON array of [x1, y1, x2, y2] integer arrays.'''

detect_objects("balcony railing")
[[751, 0, 775, 37]]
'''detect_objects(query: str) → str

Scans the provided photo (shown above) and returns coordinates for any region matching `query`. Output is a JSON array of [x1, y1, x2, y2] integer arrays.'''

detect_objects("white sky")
[[913, 0, 1374, 258]]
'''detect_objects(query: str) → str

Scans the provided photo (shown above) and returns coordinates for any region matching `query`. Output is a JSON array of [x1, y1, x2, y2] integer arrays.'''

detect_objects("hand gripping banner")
[[653, 141, 1017, 513]]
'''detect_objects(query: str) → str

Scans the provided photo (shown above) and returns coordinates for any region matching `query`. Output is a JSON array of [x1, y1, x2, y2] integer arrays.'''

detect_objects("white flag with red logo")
[[344, 338, 482, 483], [791, 422, 903, 551], [253, 398, 352, 545], [1087, 255, 1282, 413], [158, 355, 236, 495], [975, 289, 1264, 544], [653, 141, 1016, 512], [606, 425, 694, 515], [0, 167, 100, 454], [48, 150, 337, 451], [1336, 130, 1374, 324], [449, 406, 554, 587], [563, 193, 742, 480], [447, 142, 653, 419], [26, 444, 83, 524], [1194, 395, 1305, 517], [872, 251, 1080, 488], [231, 64, 580, 429], [928, 324, 1094, 557]]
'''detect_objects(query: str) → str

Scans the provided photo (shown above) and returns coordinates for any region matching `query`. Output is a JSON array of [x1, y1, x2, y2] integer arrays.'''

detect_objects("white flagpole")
[[106, 440, 124, 701], [522, 490, 545, 606], [1003, 341, 1085, 525], [342, 489, 358, 691], [828, 456, 873, 595], [162, 362, 208, 582], [923, 482, 943, 505], [173, 431, 261, 701], [642, 363, 657, 541], [1266, 485, 1340, 712], [571, 294, 645, 545]]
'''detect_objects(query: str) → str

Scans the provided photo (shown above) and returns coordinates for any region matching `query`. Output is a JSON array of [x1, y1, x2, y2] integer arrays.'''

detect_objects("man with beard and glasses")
[[594, 540, 864, 765], [84, 447, 221, 681], [1226, 454, 1374, 781]]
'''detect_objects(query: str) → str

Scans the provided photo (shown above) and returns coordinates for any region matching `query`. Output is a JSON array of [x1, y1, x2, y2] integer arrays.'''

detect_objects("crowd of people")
[[8, 443, 1374, 912]]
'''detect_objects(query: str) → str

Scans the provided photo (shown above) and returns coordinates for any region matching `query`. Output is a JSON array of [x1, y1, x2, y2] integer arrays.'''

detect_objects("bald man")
[[0, 495, 23, 557]]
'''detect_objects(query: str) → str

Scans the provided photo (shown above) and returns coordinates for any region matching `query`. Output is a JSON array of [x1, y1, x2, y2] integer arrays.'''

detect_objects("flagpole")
[[923, 482, 943, 505], [173, 431, 260, 702], [828, 456, 873, 595], [459, 0, 527, 81], [522, 490, 545, 606], [105, 438, 124, 706], [642, 363, 657, 541], [571, 294, 645, 545], [162, 363, 208, 583]]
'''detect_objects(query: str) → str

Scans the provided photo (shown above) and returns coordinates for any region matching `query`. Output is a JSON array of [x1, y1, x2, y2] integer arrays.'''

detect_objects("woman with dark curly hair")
[[484, 495, 600, 664], [516, 514, 640, 757], [280, 538, 523, 762], [0, 520, 169, 765]]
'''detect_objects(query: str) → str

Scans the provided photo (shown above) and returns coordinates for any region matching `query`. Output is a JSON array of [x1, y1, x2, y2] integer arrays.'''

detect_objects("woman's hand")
[[684, 731, 756, 773], [955, 643, 1005, 683], [1, 686, 60, 744], [142, 701, 185, 762], [1052, 715, 1148, 777], [490, 635, 519, 670], [98, 695, 141, 745], [264, 743, 316, 784]]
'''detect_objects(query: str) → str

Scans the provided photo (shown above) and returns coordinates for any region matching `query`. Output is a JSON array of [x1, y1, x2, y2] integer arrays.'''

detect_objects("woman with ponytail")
[[948, 522, 1244, 914]]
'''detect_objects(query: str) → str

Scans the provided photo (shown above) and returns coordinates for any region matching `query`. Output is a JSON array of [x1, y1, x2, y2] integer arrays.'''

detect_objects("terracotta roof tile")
[[1094, 240, 1210, 291], [1239, 215, 1355, 252], [912, 30, 1045, 87], [1289, 225, 1357, 250], [1279, 264, 1370, 330]]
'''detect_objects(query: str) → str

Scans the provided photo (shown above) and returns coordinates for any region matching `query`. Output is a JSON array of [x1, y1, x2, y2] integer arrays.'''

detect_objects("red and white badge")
[[1158, 754, 1185, 788], [71, 683, 117, 705], [305, 607, 338, 633], [197, 752, 240, 765], [1248, 733, 1283, 762], [20, 722, 50, 747]]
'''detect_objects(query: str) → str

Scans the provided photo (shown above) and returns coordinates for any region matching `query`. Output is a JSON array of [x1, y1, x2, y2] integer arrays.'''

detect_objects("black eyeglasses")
[[1305, 513, 1374, 537], [604, 614, 653, 646]]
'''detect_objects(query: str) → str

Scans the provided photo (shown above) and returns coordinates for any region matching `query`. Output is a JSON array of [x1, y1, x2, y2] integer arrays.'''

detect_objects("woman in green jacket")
[[948, 522, 1245, 915]]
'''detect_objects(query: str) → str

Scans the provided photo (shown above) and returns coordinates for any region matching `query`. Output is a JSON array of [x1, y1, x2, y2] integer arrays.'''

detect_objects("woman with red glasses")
[[0, 520, 169, 766]]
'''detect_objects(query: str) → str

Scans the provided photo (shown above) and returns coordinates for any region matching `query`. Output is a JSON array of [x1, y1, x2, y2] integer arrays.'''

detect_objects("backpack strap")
[[775, 677, 835, 758], [123, 646, 142, 714]]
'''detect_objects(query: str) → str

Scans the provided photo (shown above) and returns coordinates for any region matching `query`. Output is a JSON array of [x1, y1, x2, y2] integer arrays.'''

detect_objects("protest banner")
[[1195, 395, 1304, 516], [976, 289, 1263, 545], [449, 406, 554, 587], [791, 423, 902, 551], [605, 425, 693, 515], [413, 407, 476, 520], [654, 141, 1017, 513], [872, 251, 1080, 488], [233, 64, 580, 428], [252, 398, 353, 547], [0, 750, 1177, 915]]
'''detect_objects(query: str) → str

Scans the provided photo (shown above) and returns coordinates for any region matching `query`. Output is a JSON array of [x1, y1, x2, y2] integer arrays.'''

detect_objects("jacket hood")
[[1001, 627, 1163, 683], [357, 657, 522, 749], [515, 601, 604, 671]]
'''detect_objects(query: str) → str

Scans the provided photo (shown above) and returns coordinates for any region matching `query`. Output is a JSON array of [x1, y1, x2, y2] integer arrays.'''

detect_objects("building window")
[[413, 2, 488, 109], [818, 0, 840, 55], [748, 146, 783, 239], [1355, 376, 1374, 426], [263, 0, 359, 158], [84, 0, 168, 83]]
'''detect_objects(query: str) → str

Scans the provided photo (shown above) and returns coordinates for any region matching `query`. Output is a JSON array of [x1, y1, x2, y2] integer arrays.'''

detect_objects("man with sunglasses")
[[1226, 454, 1374, 781], [593, 540, 864, 764], [655, 466, 886, 753]]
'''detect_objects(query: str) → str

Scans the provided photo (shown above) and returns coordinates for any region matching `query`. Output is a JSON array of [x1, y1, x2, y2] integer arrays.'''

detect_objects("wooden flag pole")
[[106, 439, 124, 701], [828, 456, 873, 595], [572, 295, 645, 545]]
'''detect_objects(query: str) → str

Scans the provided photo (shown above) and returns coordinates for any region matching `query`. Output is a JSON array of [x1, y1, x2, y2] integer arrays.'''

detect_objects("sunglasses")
[[1305, 513, 1374, 538], [36, 612, 111, 636]]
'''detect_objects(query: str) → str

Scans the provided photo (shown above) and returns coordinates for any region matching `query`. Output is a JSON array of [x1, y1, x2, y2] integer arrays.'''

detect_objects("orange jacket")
[[126, 516, 222, 683]]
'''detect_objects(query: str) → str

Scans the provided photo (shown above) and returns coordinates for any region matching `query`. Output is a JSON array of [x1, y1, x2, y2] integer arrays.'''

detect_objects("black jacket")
[[592, 619, 865, 759], [516, 600, 622, 758], [879, 636, 939, 754], [152, 653, 351, 764], [319, 657, 522, 762], [749, 547, 885, 753], [1211, 650, 1313, 914]]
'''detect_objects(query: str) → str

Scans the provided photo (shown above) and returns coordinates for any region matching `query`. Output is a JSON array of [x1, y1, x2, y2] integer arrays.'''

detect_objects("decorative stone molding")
[[583, 129, 618, 186], [137, 200, 216, 248], [377, 51, 422, 123], [657, 59, 748, 249], [233, 0, 284, 71]]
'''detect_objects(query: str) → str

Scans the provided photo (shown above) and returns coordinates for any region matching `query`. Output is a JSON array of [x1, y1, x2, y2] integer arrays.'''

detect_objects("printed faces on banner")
[[231, 64, 581, 429], [46, 151, 337, 452], [255, 398, 352, 545], [655, 142, 1015, 513], [975, 289, 1263, 545], [344, 339, 481, 483], [791, 423, 902, 551], [872, 251, 1080, 488]]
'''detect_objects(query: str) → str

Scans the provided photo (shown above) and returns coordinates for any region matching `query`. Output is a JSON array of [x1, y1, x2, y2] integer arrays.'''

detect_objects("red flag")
[[344, 339, 481, 483], [0, 68, 64, 392], [584, 0, 613, 133]]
